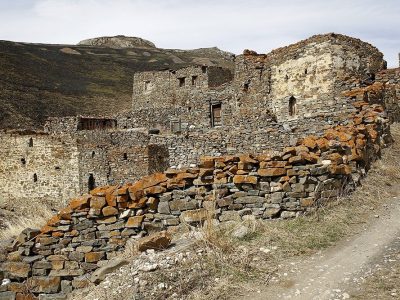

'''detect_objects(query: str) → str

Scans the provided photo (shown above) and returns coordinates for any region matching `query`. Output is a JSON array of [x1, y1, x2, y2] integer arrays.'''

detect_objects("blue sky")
[[0, 0, 399, 67]]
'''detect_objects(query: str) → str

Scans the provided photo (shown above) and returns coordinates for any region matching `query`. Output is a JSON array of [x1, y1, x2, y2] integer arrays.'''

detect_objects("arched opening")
[[289, 96, 297, 117], [33, 173, 38, 182], [123, 153, 128, 160], [91, 151, 95, 158], [28, 138, 33, 147], [88, 174, 95, 192]]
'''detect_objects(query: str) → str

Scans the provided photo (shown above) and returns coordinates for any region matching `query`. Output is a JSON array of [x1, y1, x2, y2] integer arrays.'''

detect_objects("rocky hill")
[[78, 35, 156, 49], [0, 36, 234, 130]]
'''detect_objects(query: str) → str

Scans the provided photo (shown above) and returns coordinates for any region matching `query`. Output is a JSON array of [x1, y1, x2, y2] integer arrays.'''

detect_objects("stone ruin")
[[0, 33, 399, 299]]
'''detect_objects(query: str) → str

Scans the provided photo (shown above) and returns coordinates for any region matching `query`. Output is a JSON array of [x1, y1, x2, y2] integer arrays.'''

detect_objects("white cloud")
[[0, 0, 399, 66]]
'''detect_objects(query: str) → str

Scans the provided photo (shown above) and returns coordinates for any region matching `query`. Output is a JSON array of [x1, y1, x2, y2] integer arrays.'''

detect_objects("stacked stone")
[[0, 102, 390, 299]]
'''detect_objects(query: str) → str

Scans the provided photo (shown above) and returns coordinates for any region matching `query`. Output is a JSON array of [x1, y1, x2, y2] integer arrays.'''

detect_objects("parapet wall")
[[0, 101, 391, 299]]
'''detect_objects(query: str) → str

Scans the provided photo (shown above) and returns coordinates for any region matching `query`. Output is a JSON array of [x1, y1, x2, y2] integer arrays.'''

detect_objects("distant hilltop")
[[78, 35, 156, 49]]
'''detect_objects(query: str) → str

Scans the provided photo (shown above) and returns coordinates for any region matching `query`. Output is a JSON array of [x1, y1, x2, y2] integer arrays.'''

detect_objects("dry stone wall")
[[0, 102, 391, 299]]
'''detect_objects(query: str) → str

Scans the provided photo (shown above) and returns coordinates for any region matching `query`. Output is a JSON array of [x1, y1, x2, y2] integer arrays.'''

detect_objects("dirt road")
[[239, 196, 400, 300]]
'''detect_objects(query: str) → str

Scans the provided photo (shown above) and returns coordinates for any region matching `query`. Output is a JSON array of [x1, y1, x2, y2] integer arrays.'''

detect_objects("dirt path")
[[239, 195, 400, 300]]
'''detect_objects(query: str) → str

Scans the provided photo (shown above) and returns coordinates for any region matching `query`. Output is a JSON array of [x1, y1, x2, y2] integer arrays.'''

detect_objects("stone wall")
[[129, 34, 385, 131], [149, 111, 355, 168], [0, 102, 391, 299], [0, 129, 165, 206], [343, 68, 400, 122], [0, 131, 80, 208], [233, 34, 385, 123]]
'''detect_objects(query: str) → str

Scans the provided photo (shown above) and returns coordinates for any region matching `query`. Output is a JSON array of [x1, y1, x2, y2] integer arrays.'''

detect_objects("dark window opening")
[[243, 80, 250, 92], [28, 138, 33, 147], [123, 153, 128, 160], [188, 106, 192, 112], [144, 80, 151, 91], [211, 103, 222, 127], [305, 69, 308, 74], [88, 174, 95, 192], [33, 173, 38, 182], [178, 77, 185, 87], [55, 166, 61, 170], [368, 73, 376, 81], [202, 66, 207, 74], [289, 96, 297, 117], [285, 75, 289, 81], [91, 151, 95, 158], [21, 158, 26, 165], [191, 76, 198, 86]]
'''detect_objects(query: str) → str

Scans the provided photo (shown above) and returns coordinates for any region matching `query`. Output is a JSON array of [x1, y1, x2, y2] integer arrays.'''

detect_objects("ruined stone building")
[[0, 33, 397, 207]]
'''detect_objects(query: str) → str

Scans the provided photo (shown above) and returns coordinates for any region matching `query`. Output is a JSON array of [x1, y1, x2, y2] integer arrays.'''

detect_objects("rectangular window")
[[191, 76, 198, 86], [178, 77, 185, 87], [144, 80, 151, 91], [211, 103, 222, 127], [170, 119, 181, 133]]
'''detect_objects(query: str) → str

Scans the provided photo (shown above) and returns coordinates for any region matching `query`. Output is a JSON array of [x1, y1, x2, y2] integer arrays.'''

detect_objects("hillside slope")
[[0, 38, 234, 129]]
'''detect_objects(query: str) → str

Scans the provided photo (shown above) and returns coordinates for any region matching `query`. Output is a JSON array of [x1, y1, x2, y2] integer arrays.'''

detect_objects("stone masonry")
[[1, 33, 396, 210], [0, 101, 391, 299]]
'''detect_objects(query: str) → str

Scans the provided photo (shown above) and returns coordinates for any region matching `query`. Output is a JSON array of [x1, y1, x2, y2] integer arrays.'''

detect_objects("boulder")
[[137, 231, 171, 252]]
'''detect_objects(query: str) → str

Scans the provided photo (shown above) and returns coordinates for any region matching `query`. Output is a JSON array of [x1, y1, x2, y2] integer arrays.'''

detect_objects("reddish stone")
[[138, 231, 171, 252], [58, 207, 72, 220], [329, 164, 352, 175], [116, 194, 129, 203], [128, 197, 148, 209], [40, 225, 56, 234], [51, 232, 64, 238], [302, 136, 317, 149], [69, 196, 91, 210], [258, 168, 287, 177], [328, 153, 343, 164], [125, 216, 145, 228], [199, 156, 215, 168], [260, 161, 287, 168], [46, 215, 60, 227], [85, 252, 105, 263], [102, 206, 118, 216], [90, 196, 106, 209], [27, 276, 61, 294], [316, 138, 330, 151], [144, 185, 166, 195], [233, 175, 258, 184]]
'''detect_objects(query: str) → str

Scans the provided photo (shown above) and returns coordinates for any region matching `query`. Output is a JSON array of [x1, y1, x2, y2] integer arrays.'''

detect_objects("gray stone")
[[90, 258, 130, 284], [281, 211, 297, 219], [38, 294, 67, 300], [157, 201, 170, 214], [234, 196, 264, 204], [231, 225, 250, 239], [219, 211, 241, 222], [270, 192, 284, 204], [169, 198, 197, 211], [0, 292, 15, 300]]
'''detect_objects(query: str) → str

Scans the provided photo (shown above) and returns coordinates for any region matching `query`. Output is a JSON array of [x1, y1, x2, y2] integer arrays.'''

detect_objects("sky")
[[0, 0, 399, 67]]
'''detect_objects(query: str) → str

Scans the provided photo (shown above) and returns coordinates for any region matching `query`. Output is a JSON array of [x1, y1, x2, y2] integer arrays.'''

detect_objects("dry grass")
[[0, 200, 54, 241]]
